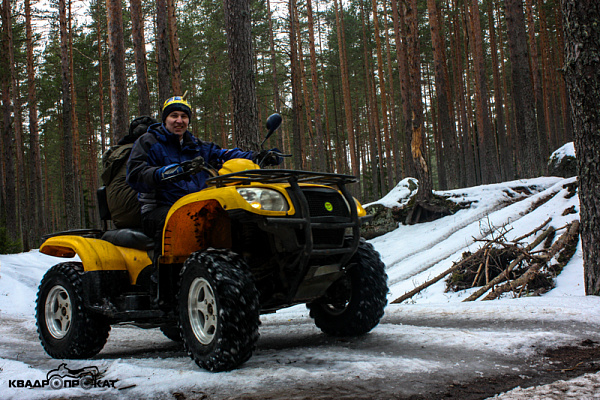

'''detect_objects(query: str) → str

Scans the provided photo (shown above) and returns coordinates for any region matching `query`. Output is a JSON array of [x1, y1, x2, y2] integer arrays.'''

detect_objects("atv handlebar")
[[256, 149, 292, 168], [161, 156, 218, 182]]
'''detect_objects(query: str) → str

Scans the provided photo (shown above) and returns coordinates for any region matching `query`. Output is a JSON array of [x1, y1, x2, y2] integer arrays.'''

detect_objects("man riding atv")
[[35, 106, 388, 372], [126, 96, 282, 296]]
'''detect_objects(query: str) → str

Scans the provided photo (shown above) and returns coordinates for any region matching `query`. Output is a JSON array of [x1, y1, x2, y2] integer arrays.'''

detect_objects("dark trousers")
[[141, 205, 171, 258]]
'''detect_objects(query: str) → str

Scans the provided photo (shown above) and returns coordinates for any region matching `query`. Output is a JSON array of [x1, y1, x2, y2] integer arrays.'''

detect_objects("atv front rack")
[[206, 169, 358, 188], [208, 169, 362, 305]]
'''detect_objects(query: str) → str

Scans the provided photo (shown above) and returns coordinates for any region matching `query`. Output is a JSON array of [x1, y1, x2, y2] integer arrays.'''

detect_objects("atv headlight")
[[237, 188, 289, 211]]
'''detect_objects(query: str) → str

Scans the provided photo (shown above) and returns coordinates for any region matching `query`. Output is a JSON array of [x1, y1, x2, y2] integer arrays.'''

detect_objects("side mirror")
[[261, 113, 282, 148]]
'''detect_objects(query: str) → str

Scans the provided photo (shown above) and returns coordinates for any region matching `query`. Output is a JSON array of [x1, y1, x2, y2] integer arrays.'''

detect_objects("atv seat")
[[101, 229, 154, 251]]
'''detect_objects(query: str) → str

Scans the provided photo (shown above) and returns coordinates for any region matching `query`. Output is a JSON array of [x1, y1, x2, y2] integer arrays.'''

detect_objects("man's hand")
[[180, 156, 205, 175], [155, 163, 184, 182], [255, 148, 284, 167]]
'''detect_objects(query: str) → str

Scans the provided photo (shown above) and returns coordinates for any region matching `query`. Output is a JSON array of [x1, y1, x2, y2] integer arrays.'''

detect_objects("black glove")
[[155, 164, 185, 182], [180, 156, 205, 175], [255, 148, 283, 166]]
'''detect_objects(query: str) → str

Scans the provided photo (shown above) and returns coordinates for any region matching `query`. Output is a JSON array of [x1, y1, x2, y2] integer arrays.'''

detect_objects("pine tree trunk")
[[266, 0, 281, 113], [488, 0, 511, 181], [537, 2, 558, 152], [168, 0, 182, 95], [382, 0, 402, 184], [562, 0, 600, 295], [289, 0, 303, 170], [467, 0, 500, 184], [406, 0, 432, 201], [106, 0, 129, 143], [68, 2, 83, 227], [1, 0, 18, 245], [25, 0, 45, 244], [334, 0, 359, 183], [371, 0, 392, 192], [390, 0, 415, 179], [156, 0, 171, 103], [427, 0, 458, 189], [130, 0, 151, 116], [294, 1, 313, 167], [554, 3, 574, 143], [359, 1, 380, 198], [4, 0, 25, 249], [505, 0, 540, 178], [223, 0, 260, 151], [59, 0, 80, 229], [96, 11, 107, 153], [84, 87, 100, 227], [524, 0, 549, 167], [306, 0, 326, 172]]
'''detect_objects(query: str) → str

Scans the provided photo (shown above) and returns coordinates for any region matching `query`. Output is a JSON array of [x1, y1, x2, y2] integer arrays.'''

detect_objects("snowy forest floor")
[[1, 175, 600, 399]]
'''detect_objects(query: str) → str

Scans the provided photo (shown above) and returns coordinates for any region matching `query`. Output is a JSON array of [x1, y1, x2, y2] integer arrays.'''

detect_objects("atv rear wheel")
[[36, 263, 111, 358], [308, 239, 388, 336], [178, 249, 260, 372]]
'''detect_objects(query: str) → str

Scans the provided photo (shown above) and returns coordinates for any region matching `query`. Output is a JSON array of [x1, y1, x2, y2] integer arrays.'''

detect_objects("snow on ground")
[[0, 175, 598, 399]]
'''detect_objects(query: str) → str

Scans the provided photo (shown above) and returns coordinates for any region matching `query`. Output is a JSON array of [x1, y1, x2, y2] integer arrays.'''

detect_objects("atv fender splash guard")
[[40, 235, 151, 284]]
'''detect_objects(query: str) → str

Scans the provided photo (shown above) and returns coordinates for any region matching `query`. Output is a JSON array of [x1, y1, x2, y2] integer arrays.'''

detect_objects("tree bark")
[[524, 0, 549, 166], [168, 0, 182, 95], [382, 0, 402, 184], [289, 0, 303, 170], [25, 0, 45, 245], [156, 0, 171, 103], [106, 0, 129, 143], [562, 0, 600, 295], [427, 0, 458, 189], [266, 0, 281, 113], [96, 5, 107, 153], [306, 0, 326, 172], [390, 0, 415, 179], [59, 0, 80, 229], [1, 0, 18, 245], [4, 0, 26, 248], [359, 0, 380, 198], [406, 0, 432, 201], [467, 0, 500, 184], [488, 1, 511, 181], [223, 0, 260, 151], [505, 0, 541, 178], [371, 0, 392, 192], [68, 1, 82, 228], [130, 0, 151, 116], [334, 0, 359, 184]]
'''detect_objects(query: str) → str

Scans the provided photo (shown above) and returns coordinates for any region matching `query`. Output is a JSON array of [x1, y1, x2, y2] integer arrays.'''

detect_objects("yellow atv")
[[35, 114, 388, 372]]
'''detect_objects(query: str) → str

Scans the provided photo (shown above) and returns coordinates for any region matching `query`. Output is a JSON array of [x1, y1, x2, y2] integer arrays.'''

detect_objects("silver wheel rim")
[[188, 277, 218, 345], [45, 285, 72, 339], [323, 295, 351, 316]]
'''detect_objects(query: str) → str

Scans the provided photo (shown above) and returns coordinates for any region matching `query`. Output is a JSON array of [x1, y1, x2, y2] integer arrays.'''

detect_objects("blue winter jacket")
[[126, 123, 255, 214]]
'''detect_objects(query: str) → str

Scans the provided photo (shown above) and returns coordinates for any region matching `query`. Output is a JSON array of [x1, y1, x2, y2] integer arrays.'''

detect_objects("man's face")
[[165, 111, 189, 136]]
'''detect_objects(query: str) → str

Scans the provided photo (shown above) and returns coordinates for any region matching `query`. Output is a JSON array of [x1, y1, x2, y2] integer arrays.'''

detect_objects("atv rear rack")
[[206, 169, 358, 188]]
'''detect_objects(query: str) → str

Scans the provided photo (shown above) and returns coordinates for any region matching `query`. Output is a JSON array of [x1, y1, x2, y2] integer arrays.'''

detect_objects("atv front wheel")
[[178, 249, 260, 372], [36, 263, 111, 358], [308, 239, 388, 336]]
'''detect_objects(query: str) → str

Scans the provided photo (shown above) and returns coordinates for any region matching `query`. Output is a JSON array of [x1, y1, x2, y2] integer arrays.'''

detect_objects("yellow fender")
[[40, 235, 151, 285], [218, 158, 260, 175]]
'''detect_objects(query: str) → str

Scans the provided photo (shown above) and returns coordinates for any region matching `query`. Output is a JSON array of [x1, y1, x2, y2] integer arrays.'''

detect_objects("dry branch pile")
[[392, 219, 580, 304]]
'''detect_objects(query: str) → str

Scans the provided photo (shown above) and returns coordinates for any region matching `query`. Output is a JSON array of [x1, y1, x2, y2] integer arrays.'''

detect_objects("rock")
[[548, 142, 577, 178]]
